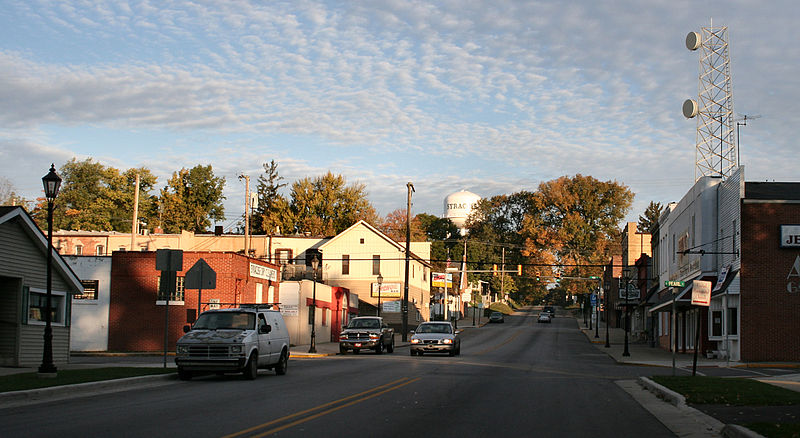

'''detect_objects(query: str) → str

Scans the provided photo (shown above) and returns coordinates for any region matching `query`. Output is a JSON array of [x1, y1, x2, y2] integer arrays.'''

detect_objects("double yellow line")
[[222, 376, 421, 438]]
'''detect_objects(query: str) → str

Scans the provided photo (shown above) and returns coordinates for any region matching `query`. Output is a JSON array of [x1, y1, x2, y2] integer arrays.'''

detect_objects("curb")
[[637, 376, 686, 407], [0, 373, 175, 407], [290, 352, 337, 358], [721, 424, 767, 438]]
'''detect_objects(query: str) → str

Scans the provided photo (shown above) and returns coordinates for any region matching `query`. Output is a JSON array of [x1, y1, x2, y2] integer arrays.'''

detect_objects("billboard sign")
[[432, 272, 453, 288]]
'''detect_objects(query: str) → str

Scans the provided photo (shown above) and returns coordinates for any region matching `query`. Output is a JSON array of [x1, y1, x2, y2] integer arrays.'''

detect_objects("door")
[[257, 313, 271, 366]]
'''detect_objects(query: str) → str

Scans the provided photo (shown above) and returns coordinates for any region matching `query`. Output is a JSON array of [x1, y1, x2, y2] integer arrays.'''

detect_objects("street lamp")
[[308, 255, 319, 354], [39, 164, 61, 377], [376, 272, 383, 317]]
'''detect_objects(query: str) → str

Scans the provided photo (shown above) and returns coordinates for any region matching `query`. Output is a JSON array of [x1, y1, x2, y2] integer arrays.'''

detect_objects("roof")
[[745, 182, 800, 201], [0, 206, 84, 294], [318, 220, 431, 267]]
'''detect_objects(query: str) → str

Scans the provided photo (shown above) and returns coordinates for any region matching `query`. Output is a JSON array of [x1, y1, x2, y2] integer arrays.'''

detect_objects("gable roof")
[[0, 206, 84, 293], [318, 220, 431, 267]]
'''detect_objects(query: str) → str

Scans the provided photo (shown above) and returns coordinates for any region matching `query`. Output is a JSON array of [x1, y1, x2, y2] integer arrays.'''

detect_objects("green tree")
[[159, 165, 226, 233], [252, 160, 293, 235], [34, 158, 158, 232], [416, 213, 460, 273], [289, 171, 378, 236], [637, 201, 664, 234]]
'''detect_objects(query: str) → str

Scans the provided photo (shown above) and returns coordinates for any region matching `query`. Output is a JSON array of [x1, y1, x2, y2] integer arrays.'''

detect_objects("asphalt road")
[[1, 311, 683, 438]]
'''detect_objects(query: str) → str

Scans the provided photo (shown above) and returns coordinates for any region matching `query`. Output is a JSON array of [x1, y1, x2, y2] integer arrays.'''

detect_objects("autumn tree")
[[34, 158, 158, 232], [0, 177, 29, 208], [251, 160, 293, 235], [522, 174, 633, 297], [289, 171, 378, 236], [637, 201, 664, 234], [159, 165, 225, 233], [379, 209, 425, 242]]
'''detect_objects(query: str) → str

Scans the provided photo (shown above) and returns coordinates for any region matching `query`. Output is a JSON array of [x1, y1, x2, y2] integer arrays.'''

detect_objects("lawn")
[[0, 368, 174, 393], [651, 376, 800, 406]]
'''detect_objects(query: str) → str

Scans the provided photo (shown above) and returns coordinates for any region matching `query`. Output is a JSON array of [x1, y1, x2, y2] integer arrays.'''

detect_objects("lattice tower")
[[686, 24, 737, 181]]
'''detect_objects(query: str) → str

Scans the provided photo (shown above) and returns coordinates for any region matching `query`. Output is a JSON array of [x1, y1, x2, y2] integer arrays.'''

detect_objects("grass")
[[651, 376, 800, 406], [488, 302, 513, 314], [745, 422, 800, 438], [0, 368, 174, 393]]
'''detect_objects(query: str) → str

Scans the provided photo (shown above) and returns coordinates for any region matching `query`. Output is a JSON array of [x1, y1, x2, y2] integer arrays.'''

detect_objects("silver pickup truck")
[[338, 316, 394, 354]]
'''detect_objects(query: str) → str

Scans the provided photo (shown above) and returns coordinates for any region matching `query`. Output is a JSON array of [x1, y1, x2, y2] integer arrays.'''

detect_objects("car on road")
[[537, 313, 552, 323], [410, 322, 461, 356], [339, 316, 395, 354], [488, 311, 505, 323], [175, 305, 290, 380], [543, 306, 556, 318]]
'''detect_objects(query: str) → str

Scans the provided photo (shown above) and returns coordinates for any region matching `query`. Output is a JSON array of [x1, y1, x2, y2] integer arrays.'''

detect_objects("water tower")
[[444, 190, 481, 236]]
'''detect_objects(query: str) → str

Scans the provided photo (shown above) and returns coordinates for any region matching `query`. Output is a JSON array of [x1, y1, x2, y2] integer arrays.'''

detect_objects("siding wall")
[[1, 216, 73, 366]]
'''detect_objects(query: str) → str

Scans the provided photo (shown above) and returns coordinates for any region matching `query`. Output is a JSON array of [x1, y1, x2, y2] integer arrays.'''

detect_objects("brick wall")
[[108, 251, 280, 352], [741, 202, 800, 361]]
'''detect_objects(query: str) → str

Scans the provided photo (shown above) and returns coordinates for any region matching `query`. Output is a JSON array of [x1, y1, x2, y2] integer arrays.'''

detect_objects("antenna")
[[682, 22, 737, 181], [735, 114, 761, 165]]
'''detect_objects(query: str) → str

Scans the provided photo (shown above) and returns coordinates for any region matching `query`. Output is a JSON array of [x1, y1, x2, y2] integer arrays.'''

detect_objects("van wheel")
[[244, 352, 258, 380], [177, 368, 193, 381], [274, 349, 288, 375]]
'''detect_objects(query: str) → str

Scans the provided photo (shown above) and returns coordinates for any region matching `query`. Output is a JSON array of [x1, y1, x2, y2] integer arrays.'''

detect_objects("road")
[[1, 310, 682, 437]]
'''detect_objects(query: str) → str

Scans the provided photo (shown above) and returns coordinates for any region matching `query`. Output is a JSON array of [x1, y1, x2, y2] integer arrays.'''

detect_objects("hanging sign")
[[692, 280, 712, 306]]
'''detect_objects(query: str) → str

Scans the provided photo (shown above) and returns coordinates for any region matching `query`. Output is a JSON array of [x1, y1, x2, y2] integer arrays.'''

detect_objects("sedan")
[[410, 322, 461, 356], [488, 311, 505, 323], [537, 313, 552, 323]]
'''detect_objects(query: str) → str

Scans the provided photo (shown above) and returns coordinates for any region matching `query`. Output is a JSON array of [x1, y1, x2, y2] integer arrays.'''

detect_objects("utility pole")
[[131, 173, 140, 253], [239, 174, 250, 257], [402, 182, 414, 341], [500, 247, 505, 302]]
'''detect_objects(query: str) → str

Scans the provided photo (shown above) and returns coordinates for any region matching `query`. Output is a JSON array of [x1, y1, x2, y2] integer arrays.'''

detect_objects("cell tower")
[[682, 21, 737, 181]]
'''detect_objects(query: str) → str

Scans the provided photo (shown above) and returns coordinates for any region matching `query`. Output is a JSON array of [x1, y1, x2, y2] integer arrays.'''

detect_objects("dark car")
[[488, 311, 505, 323], [543, 306, 555, 318]]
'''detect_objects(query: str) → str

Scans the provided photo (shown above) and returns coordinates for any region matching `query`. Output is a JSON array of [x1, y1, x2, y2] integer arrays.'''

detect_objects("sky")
[[1, 1, 798, 232]]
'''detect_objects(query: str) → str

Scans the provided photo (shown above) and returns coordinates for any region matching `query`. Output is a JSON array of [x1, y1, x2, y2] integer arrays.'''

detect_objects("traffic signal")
[[517, 264, 522, 275], [493, 264, 498, 276], [536, 275, 540, 281]]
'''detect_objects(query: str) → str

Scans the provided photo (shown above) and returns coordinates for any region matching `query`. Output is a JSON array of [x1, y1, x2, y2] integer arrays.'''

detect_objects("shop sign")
[[781, 225, 800, 248], [371, 282, 401, 298], [692, 280, 712, 306]]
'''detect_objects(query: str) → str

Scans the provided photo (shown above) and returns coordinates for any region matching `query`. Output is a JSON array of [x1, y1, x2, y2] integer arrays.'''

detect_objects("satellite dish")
[[686, 31, 701, 51], [682, 99, 698, 118]]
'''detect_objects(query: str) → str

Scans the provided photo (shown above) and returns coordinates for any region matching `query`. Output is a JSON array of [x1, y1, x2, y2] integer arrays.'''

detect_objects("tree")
[[289, 171, 378, 236], [251, 160, 293, 235], [416, 213, 460, 273], [379, 209, 425, 242], [638, 201, 664, 234], [159, 165, 226, 233], [0, 177, 29, 208], [32, 158, 158, 232], [521, 174, 633, 298]]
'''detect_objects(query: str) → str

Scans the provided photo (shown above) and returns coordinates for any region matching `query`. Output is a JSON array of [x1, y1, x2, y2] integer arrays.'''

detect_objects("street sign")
[[665, 280, 685, 288], [185, 258, 217, 290], [156, 249, 183, 272], [691, 280, 712, 306], [590, 293, 597, 306], [620, 283, 640, 300]]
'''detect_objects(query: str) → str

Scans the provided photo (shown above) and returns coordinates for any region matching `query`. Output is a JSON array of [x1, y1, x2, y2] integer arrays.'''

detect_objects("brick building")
[[108, 251, 280, 352]]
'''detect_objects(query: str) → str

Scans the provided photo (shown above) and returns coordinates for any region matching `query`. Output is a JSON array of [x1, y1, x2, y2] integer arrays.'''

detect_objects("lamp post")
[[376, 272, 383, 317], [39, 164, 61, 377], [308, 255, 319, 354]]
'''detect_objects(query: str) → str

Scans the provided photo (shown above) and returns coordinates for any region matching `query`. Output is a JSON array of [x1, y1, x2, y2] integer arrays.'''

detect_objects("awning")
[[711, 269, 739, 297], [648, 282, 693, 314]]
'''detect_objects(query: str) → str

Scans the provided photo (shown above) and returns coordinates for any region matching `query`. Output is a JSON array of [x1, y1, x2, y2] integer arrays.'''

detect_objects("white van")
[[175, 305, 290, 380]]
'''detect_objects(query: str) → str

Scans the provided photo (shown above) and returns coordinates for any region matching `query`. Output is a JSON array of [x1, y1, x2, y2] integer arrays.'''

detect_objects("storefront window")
[[711, 310, 722, 337]]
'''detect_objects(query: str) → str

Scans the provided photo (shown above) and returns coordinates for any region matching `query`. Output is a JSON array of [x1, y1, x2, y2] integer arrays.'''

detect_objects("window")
[[275, 249, 292, 265], [28, 289, 66, 325], [95, 245, 105, 256], [360, 238, 365, 244], [727, 307, 738, 335], [75, 280, 98, 300], [372, 255, 380, 275], [74, 244, 83, 255], [156, 275, 185, 302], [342, 255, 350, 275], [711, 310, 722, 337]]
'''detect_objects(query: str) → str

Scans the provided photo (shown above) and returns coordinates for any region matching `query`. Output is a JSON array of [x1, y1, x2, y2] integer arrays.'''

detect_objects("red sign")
[[691, 280, 712, 306]]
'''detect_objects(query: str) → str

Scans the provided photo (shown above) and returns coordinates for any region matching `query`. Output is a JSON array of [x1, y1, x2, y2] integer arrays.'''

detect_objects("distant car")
[[537, 313, 552, 323], [488, 312, 505, 323], [543, 306, 555, 318], [410, 322, 461, 356]]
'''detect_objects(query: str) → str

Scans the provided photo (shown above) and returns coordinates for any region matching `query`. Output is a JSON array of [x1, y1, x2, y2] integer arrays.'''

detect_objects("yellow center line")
[[221, 376, 419, 438]]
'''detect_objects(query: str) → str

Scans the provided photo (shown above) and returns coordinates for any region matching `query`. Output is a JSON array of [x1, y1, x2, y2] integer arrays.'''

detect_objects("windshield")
[[193, 312, 255, 330], [347, 319, 380, 329], [416, 324, 452, 334]]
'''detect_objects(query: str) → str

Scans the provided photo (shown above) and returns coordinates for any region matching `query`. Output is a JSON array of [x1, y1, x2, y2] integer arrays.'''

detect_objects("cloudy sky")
[[1, 1, 797, 231]]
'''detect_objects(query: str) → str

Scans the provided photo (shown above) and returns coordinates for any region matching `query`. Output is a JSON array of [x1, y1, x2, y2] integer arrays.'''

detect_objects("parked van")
[[175, 305, 290, 380]]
